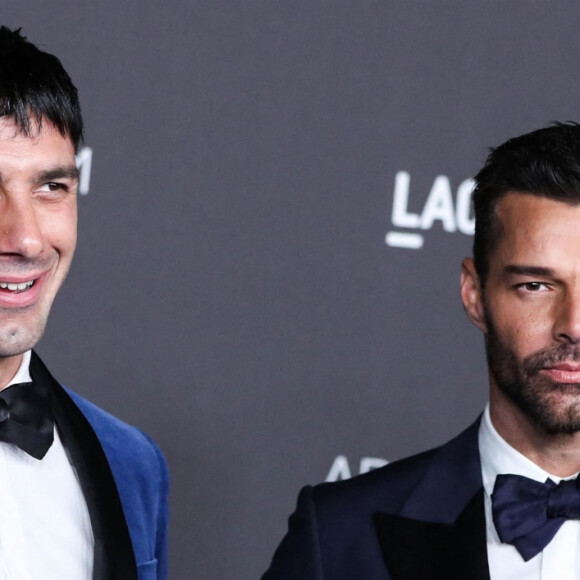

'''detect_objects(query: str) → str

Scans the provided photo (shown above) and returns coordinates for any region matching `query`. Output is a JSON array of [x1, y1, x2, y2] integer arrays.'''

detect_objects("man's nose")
[[554, 291, 580, 345], [0, 197, 44, 258]]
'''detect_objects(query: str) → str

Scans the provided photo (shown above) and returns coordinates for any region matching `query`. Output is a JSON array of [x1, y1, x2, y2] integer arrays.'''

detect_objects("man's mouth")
[[0, 280, 35, 293], [545, 362, 580, 372], [541, 362, 580, 382]]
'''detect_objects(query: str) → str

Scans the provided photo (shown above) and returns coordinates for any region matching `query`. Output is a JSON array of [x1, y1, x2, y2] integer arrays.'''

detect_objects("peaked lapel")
[[374, 419, 491, 580], [30, 351, 138, 580]]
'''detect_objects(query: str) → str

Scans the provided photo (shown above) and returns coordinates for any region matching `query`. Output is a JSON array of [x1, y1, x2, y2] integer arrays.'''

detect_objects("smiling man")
[[0, 120, 77, 363], [0, 27, 168, 580], [262, 123, 580, 580]]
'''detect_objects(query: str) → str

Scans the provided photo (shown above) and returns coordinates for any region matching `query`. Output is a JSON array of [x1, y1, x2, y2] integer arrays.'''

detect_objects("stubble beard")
[[485, 311, 580, 435]]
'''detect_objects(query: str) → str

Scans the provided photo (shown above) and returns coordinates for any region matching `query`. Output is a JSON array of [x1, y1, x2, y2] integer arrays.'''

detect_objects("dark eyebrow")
[[35, 166, 80, 184], [504, 265, 556, 277], [0, 165, 80, 185]]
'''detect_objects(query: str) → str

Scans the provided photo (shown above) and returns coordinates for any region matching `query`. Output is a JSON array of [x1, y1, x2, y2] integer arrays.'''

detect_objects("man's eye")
[[520, 282, 547, 292], [39, 182, 65, 191]]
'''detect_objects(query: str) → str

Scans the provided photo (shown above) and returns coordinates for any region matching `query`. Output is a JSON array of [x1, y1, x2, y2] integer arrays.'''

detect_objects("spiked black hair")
[[0, 26, 83, 150]]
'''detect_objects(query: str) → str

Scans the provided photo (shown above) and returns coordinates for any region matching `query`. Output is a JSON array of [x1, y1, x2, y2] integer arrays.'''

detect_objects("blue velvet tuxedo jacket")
[[262, 419, 491, 580], [31, 352, 169, 580]]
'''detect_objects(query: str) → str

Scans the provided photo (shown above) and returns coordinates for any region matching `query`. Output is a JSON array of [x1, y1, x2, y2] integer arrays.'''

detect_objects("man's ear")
[[460, 258, 487, 333]]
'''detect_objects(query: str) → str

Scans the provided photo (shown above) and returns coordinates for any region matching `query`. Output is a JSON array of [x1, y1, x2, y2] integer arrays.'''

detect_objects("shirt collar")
[[5, 350, 32, 388], [478, 403, 575, 497]]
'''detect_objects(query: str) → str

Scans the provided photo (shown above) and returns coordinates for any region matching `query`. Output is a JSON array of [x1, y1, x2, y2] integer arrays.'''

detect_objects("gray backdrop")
[[3, 1, 580, 578]]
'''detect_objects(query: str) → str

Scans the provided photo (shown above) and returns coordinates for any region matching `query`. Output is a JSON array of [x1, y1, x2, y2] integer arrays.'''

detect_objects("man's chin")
[[536, 419, 580, 435], [525, 393, 580, 435], [0, 324, 46, 359]]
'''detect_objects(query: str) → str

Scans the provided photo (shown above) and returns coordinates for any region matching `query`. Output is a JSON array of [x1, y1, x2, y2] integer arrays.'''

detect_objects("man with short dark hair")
[[262, 123, 580, 579], [0, 27, 168, 580]]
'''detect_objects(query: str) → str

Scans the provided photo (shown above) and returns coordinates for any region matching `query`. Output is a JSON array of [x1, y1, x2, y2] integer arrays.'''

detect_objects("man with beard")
[[262, 123, 580, 580], [0, 27, 168, 580]]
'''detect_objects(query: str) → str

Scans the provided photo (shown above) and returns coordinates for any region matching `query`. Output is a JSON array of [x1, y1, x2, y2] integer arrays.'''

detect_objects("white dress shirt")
[[479, 404, 580, 580], [0, 351, 94, 580]]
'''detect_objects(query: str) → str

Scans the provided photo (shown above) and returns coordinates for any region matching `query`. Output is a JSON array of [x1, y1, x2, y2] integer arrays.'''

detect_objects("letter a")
[[421, 175, 457, 232], [325, 455, 352, 482]]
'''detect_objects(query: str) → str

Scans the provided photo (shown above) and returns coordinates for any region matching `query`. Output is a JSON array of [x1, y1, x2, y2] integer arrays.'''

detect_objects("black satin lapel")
[[30, 352, 137, 580], [374, 490, 490, 580]]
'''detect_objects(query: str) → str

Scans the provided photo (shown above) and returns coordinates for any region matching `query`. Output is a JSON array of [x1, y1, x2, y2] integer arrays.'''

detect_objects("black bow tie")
[[492, 473, 580, 561], [0, 381, 54, 459]]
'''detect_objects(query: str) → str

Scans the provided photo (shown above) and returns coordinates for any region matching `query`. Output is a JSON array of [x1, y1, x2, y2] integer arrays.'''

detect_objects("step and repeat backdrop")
[[5, 1, 580, 578]]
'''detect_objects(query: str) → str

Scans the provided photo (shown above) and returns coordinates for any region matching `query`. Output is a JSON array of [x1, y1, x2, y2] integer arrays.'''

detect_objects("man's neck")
[[0, 354, 24, 390], [490, 390, 580, 477]]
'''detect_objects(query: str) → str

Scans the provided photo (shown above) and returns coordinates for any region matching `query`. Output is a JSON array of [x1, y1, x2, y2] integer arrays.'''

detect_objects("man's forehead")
[[495, 191, 580, 225], [492, 191, 580, 264], [0, 115, 73, 148], [0, 117, 76, 182]]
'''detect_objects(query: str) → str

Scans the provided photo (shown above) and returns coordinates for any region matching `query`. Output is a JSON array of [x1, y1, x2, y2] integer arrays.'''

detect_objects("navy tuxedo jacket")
[[30, 352, 169, 580], [262, 419, 491, 580]]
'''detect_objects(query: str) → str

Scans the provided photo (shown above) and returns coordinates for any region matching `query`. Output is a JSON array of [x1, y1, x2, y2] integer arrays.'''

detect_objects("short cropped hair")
[[473, 122, 580, 284], [0, 26, 83, 150]]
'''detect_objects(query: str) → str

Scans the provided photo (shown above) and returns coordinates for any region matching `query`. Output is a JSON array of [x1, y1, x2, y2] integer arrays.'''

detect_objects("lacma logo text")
[[386, 171, 474, 249]]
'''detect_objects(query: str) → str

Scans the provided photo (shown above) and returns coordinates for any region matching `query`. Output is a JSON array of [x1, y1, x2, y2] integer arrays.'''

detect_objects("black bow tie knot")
[[0, 381, 54, 459], [547, 478, 580, 518], [492, 473, 580, 561], [0, 398, 10, 422]]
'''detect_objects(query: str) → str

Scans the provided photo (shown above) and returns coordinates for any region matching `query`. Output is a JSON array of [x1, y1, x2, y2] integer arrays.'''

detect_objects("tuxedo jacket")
[[30, 352, 169, 580], [262, 418, 491, 580]]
